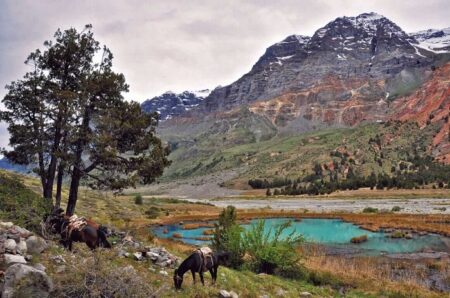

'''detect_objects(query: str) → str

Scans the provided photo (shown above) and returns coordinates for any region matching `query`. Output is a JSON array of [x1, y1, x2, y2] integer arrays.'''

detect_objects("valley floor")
[[206, 197, 450, 214]]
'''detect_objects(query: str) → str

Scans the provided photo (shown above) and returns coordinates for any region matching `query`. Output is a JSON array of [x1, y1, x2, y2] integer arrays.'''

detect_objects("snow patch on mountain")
[[141, 89, 210, 120], [410, 27, 450, 53]]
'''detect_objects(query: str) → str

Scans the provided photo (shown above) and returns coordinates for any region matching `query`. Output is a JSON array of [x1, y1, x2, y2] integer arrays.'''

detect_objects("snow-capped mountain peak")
[[141, 89, 211, 120], [410, 27, 450, 53]]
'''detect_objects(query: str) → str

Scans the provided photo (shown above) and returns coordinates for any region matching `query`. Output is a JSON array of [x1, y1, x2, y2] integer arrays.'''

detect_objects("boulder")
[[0, 222, 14, 229], [4, 254, 27, 265], [2, 264, 53, 298], [33, 263, 46, 272], [159, 270, 168, 276], [26, 236, 48, 254], [4, 239, 17, 253], [219, 290, 232, 298], [219, 290, 238, 298], [299, 292, 312, 297], [12, 226, 32, 238], [16, 240, 27, 254], [133, 252, 143, 261]]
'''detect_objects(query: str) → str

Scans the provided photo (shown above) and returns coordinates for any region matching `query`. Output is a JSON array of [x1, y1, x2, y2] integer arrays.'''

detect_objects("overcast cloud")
[[0, 0, 449, 150]]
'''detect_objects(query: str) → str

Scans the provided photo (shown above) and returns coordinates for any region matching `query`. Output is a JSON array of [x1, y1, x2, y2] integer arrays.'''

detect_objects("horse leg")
[[87, 239, 96, 250], [199, 271, 205, 286], [68, 240, 73, 251], [213, 265, 218, 284], [191, 270, 196, 284], [209, 268, 215, 285]]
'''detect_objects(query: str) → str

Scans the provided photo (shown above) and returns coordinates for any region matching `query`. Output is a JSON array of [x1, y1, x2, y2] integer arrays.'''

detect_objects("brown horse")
[[174, 250, 230, 290], [47, 212, 111, 251]]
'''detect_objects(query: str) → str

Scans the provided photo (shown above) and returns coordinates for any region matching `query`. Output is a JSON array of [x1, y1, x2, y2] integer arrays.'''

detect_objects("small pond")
[[153, 218, 450, 255]]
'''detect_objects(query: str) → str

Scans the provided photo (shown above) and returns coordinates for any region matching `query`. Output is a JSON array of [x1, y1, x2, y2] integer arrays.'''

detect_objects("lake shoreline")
[[153, 211, 450, 237]]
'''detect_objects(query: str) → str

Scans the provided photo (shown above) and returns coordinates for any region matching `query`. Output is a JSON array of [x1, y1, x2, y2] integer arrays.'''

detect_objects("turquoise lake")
[[153, 218, 450, 255]]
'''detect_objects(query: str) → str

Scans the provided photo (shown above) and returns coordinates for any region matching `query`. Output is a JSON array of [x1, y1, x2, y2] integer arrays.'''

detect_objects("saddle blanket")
[[199, 246, 213, 256], [68, 215, 87, 231], [196, 246, 213, 272]]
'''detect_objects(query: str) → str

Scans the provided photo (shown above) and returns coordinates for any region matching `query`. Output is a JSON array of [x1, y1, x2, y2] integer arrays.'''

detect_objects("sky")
[[0, 0, 449, 150]]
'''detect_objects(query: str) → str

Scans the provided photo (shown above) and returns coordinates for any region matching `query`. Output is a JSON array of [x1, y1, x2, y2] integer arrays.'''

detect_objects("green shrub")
[[144, 206, 160, 219], [134, 194, 143, 205], [391, 206, 401, 212], [362, 207, 378, 213], [0, 171, 52, 233], [242, 219, 304, 275], [212, 206, 245, 268]]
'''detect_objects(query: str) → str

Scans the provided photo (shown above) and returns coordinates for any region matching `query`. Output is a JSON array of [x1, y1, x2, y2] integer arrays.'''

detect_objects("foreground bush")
[[212, 206, 245, 268], [242, 220, 304, 275], [0, 171, 52, 233]]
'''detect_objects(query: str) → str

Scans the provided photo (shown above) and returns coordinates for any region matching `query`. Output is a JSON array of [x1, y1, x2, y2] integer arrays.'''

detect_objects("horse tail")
[[97, 226, 112, 248]]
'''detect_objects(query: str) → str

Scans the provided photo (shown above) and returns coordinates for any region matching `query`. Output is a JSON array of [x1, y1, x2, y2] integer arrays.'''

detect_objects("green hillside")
[[160, 119, 443, 188]]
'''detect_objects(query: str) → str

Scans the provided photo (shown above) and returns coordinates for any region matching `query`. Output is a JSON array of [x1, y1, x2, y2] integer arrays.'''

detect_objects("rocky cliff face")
[[200, 12, 437, 114], [144, 12, 449, 161], [392, 63, 450, 163]]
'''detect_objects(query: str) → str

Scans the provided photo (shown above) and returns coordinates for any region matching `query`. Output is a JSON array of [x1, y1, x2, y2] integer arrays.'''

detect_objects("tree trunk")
[[55, 163, 65, 209], [44, 119, 62, 201], [66, 166, 81, 216], [66, 107, 91, 216]]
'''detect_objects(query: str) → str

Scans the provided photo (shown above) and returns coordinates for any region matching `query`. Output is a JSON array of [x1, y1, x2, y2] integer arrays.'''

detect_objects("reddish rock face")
[[392, 63, 450, 163], [249, 75, 388, 126]]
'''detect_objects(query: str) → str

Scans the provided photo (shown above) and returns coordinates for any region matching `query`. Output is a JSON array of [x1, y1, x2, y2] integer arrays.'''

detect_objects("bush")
[[391, 206, 401, 212], [362, 207, 378, 213], [212, 206, 245, 268], [144, 206, 160, 219], [134, 194, 143, 205], [0, 171, 52, 233], [242, 220, 304, 275]]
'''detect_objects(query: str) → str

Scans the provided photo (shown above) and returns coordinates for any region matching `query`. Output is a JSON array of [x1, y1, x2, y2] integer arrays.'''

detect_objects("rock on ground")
[[4, 254, 27, 265], [219, 289, 239, 298], [26, 236, 48, 254], [2, 264, 53, 298]]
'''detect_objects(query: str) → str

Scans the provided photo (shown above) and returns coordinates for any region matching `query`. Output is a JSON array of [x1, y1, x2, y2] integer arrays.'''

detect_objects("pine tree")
[[1, 25, 171, 215]]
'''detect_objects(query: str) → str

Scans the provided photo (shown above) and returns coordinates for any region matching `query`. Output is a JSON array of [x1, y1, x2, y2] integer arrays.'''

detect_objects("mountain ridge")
[[143, 13, 448, 128]]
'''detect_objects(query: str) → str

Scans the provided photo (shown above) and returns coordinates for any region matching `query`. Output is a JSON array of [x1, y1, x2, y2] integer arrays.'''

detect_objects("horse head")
[[173, 269, 183, 289]]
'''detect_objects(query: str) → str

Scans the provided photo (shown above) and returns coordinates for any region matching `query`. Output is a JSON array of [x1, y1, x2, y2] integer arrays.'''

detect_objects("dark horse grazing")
[[174, 250, 230, 290], [47, 211, 111, 251]]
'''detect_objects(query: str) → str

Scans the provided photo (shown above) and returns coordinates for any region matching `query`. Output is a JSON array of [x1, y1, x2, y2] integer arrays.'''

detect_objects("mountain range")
[[143, 13, 449, 125], [3, 13, 450, 183]]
